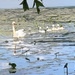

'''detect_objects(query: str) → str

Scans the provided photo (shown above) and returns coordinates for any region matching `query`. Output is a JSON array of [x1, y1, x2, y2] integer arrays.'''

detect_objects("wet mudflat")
[[0, 29, 75, 75]]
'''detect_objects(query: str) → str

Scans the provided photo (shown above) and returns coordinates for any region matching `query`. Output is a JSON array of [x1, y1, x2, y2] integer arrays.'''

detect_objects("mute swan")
[[51, 24, 58, 31], [38, 26, 45, 33], [12, 21, 26, 39], [51, 24, 64, 31], [57, 24, 64, 30], [46, 26, 51, 32]]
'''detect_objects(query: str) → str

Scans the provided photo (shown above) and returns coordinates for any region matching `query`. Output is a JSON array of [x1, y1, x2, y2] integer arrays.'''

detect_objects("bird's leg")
[[14, 44, 16, 54], [13, 39, 17, 55]]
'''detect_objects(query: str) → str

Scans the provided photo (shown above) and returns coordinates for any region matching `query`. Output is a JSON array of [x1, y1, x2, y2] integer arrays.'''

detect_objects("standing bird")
[[64, 63, 68, 75], [64, 63, 68, 68], [55, 52, 59, 58], [12, 21, 26, 39], [46, 26, 51, 32]]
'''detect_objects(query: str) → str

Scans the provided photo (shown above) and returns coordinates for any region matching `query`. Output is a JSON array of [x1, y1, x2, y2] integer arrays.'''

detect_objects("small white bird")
[[12, 21, 26, 39]]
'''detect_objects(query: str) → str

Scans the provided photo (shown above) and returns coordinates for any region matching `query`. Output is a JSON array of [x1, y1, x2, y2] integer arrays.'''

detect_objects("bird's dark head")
[[9, 63, 12, 65], [37, 57, 40, 60]]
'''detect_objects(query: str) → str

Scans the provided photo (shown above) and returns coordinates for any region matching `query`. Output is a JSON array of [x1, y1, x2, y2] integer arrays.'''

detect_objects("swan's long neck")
[[12, 24, 16, 38]]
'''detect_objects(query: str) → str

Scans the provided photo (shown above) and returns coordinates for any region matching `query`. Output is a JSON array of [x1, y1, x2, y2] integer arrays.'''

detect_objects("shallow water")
[[0, 27, 75, 75]]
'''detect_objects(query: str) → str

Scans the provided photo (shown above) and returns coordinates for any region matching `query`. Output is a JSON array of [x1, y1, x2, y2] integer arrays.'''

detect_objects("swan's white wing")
[[16, 29, 26, 38]]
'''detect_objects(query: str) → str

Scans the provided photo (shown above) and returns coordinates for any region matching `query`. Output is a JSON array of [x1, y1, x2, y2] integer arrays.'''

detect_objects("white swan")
[[12, 21, 26, 39], [51, 24, 58, 31], [57, 24, 64, 30], [38, 26, 45, 33], [51, 24, 64, 31], [46, 26, 51, 32]]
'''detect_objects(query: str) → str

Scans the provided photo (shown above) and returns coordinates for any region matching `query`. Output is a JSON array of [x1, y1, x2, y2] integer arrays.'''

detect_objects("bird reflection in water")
[[9, 63, 17, 73]]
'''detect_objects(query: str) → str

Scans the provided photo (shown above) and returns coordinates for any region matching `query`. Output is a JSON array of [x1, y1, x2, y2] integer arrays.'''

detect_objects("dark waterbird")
[[9, 63, 16, 69], [64, 63, 68, 75], [64, 63, 68, 68], [25, 57, 30, 61], [54, 52, 59, 58], [4, 40, 9, 43]]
